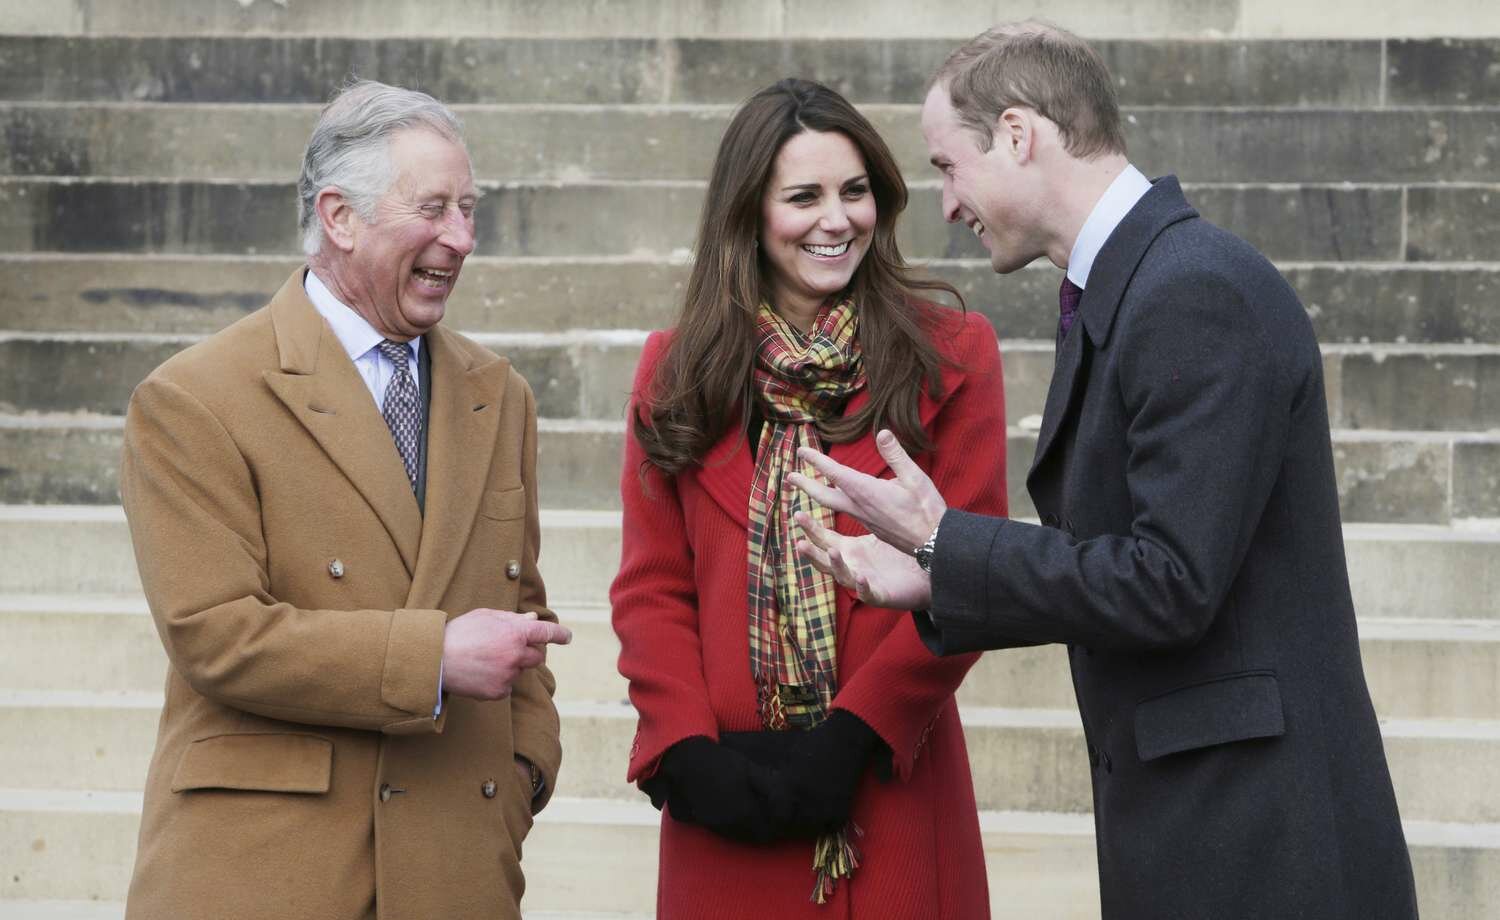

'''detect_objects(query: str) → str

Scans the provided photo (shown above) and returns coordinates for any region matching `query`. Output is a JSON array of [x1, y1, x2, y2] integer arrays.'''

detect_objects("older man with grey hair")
[[119, 79, 570, 920]]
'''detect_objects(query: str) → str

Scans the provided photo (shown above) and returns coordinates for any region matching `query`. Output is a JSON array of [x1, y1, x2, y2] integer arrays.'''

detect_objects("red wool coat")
[[610, 307, 1008, 919]]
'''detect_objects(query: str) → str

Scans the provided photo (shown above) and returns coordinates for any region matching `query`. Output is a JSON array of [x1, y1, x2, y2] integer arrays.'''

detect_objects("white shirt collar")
[[304, 269, 421, 363], [1066, 164, 1152, 289]]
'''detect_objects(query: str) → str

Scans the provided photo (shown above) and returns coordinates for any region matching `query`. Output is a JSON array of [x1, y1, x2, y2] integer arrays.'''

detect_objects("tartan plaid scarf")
[[746, 298, 866, 903]]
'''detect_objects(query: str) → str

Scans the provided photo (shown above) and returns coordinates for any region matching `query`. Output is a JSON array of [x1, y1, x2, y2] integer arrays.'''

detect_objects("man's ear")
[[314, 187, 358, 254], [998, 108, 1034, 164]]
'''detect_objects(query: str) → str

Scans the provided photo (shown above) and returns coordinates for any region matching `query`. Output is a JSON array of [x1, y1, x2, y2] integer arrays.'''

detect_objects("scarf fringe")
[[809, 821, 863, 904]]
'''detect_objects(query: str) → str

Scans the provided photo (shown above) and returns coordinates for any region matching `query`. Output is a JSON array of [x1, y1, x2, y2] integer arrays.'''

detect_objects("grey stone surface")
[[0, 180, 292, 255], [1406, 186, 1500, 262], [1454, 439, 1500, 519], [1183, 184, 1404, 262], [1337, 350, 1500, 431], [0, 339, 179, 416], [20, 257, 1500, 345], [0, 36, 1382, 105], [1387, 39, 1500, 105], [61, 0, 781, 39], [4, 418, 1488, 529], [1124, 109, 1500, 184], [1332, 438, 1451, 525], [1, 178, 1414, 263], [15, 104, 1496, 185]]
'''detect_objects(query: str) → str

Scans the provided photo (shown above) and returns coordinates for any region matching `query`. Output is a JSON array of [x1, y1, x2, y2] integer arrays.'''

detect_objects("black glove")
[[638, 736, 791, 844], [722, 710, 884, 838]]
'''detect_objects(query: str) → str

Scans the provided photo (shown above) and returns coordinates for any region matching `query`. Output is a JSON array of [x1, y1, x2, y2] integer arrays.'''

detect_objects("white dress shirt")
[[1066, 163, 1152, 290], [305, 270, 422, 406]]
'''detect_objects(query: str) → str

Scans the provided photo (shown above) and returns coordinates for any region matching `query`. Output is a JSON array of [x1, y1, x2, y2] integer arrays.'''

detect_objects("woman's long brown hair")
[[635, 78, 963, 474]]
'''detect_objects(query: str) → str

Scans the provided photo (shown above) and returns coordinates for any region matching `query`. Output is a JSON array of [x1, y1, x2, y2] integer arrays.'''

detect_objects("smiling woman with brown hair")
[[610, 78, 1007, 918]]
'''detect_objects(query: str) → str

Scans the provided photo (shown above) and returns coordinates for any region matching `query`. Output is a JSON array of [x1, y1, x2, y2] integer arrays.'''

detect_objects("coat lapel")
[[1026, 176, 1200, 488], [406, 327, 510, 610], [263, 270, 423, 575]]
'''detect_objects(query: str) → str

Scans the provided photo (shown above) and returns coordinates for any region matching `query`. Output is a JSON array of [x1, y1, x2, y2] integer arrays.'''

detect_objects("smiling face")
[[758, 129, 876, 327], [921, 85, 1045, 274], [337, 127, 478, 340]]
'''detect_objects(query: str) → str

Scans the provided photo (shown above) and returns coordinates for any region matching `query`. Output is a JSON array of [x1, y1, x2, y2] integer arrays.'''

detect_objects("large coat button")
[[328, 559, 345, 578], [379, 783, 392, 802], [505, 560, 521, 580], [482, 779, 497, 799]]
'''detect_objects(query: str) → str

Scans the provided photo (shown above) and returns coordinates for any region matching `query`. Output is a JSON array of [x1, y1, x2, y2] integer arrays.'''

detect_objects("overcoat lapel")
[[263, 271, 423, 575], [406, 326, 509, 610], [1026, 176, 1199, 488], [689, 364, 964, 527]]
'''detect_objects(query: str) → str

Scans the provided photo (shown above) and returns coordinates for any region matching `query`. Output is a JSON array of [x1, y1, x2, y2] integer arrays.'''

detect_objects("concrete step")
[[4, 254, 1497, 346], [0, 905, 651, 920], [6, 329, 1500, 434], [2, 689, 1496, 826], [2, 507, 1499, 617], [0, 36, 1449, 106], [2, 176, 1457, 264], [8, 102, 1500, 186], [2, 790, 1496, 918], [6, 596, 1499, 721], [6, 411, 1500, 524], [11, 1, 1500, 42]]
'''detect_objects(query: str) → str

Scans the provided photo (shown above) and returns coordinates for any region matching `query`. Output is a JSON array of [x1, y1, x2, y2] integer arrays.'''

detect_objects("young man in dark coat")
[[789, 21, 1418, 920]]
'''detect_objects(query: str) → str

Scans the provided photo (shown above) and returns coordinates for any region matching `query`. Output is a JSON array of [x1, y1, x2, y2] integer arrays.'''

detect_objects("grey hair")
[[297, 79, 466, 257]]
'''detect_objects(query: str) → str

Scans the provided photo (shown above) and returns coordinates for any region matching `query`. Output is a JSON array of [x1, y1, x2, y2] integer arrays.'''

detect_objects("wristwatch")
[[913, 520, 940, 573]]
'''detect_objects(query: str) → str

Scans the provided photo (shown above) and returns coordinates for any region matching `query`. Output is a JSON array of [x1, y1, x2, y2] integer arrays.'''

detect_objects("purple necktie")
[[1058, 276, 1083, 350], [376, 339, 420, 492]]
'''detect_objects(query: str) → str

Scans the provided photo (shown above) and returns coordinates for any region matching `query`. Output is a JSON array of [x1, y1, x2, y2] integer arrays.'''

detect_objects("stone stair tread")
[[6, 787, 1497, 844], [0, 905, 651, 920]]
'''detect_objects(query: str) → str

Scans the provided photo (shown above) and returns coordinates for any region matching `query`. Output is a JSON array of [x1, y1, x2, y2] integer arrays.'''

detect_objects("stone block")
[[1454, 439, 1500, 519], [1388, 39, 1500, 106], [0, 36, 1389, 105], [1337, 349, 1500, 431], [64, 0, 778, 39], [1095, 38, 1381, 106], [1125, 109, 1500, 184], [0, 423, 126, 505], [1240, 2, 1500, 39], [1406, 186, 1500, 262], [0, 338, 180, 416], [0, 180, 292, 255], [1286, 265, 1500, 345], [1332, 437, 1451, 525], [1185, 184, 1403, 262]]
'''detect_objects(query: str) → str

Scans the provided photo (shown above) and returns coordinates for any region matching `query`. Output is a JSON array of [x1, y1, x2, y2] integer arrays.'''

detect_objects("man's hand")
[[441, 608, 572, 701], [794, 511, 932, 610], [786, 429, 947, 554]]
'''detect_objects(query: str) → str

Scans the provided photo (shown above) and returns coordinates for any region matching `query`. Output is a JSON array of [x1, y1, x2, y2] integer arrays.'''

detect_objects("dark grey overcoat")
[[919, 177, 1418, 919]]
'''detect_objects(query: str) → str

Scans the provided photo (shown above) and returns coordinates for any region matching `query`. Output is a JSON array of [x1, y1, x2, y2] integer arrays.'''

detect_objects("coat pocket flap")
[[480, 486, 526, 521], [1134, 671, 1285, 763], [171, 732, 333, 794]]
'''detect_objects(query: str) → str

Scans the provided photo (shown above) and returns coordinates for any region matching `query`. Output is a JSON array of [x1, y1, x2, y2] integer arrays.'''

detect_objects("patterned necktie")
[[1058, 276, 1083, 351], [376, 339, 420, 491]]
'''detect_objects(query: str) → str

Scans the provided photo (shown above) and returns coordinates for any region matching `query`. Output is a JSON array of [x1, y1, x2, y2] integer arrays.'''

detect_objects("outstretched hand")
[[786, 429, 947, 553], [794, 510, 932, 610]]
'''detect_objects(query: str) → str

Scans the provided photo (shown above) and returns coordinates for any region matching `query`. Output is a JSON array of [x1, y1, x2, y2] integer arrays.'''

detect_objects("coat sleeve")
[[831, 311, 1008, 779], [610, 332, 721, 782], [120, 374, 447, 734], [925, 267, 1295, 654], [507, 377, 563, 812]]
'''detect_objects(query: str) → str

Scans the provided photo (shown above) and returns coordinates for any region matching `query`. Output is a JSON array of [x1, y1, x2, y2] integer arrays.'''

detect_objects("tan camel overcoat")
[[119, 269, 561, 920]]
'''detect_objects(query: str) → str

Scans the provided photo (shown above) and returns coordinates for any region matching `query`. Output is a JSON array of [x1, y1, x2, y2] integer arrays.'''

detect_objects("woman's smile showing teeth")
[[803, 240, 852, 258]]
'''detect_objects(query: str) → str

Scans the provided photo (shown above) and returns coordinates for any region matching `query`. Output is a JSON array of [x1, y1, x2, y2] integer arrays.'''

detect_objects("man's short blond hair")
[[932, 20, 1127, 159]]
